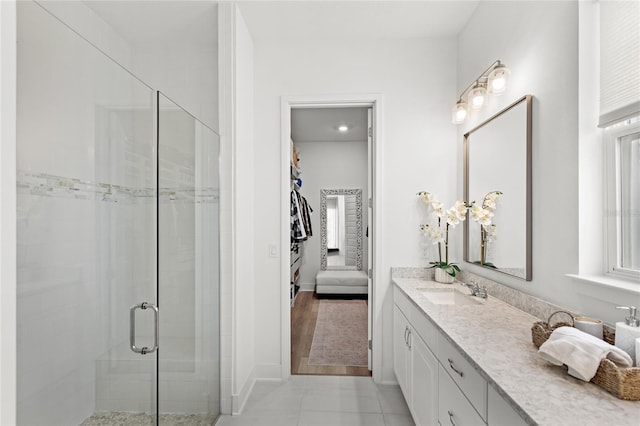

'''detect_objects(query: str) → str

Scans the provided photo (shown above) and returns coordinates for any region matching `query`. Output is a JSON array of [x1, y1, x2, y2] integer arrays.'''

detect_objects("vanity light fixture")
[[452, 60, 511, 124], [338, 125, 349, 132], [452, 99, 468, 124]]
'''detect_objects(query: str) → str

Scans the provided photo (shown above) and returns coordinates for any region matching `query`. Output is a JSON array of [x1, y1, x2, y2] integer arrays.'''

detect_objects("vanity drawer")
[[410, 305, 438, 350], [439, 365, 486, 426], [394, 287, 413, 318], [394, 287, 438, 349], [438, 333, 487, 421]]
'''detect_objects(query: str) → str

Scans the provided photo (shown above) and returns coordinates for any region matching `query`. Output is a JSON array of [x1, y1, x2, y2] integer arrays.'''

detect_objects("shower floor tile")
[[80, 412, 215, 426]]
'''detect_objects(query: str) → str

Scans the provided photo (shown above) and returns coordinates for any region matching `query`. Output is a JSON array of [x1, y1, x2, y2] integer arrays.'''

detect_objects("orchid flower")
[[418, 191, 471, 276]]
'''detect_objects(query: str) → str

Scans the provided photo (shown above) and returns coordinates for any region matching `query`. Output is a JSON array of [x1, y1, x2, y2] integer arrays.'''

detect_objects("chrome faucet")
[[461, 281, 488, 299]]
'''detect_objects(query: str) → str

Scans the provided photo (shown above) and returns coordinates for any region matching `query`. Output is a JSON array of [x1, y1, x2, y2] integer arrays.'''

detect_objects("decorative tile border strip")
[[17, 170, 218, 204]]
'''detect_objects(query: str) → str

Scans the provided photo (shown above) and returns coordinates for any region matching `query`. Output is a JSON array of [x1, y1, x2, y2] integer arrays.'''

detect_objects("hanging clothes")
[[299, 192, 313, 237], [291, 190, 306, 241], [291, 190, 313, 242]]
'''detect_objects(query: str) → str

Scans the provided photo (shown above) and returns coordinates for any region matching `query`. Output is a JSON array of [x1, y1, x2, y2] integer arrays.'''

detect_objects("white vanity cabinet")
[[394, 285, 528, 426], [487, 386, 528, 426], [393, 290, 439, 426]]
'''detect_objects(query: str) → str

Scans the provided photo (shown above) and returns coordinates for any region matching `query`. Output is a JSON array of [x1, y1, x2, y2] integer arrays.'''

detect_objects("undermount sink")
[[418, 288, 481, 306]]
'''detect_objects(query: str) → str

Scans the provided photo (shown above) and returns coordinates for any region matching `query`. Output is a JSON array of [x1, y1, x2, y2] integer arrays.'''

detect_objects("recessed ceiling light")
[[338, 125, 349, 132]]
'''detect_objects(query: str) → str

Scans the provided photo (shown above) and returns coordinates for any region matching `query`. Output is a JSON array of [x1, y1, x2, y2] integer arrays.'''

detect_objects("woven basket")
[[531, 311, 640, 401]]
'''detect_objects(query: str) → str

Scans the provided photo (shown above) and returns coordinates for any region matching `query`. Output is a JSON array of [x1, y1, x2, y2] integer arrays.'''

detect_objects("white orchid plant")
[[469, 191, 502, 268], [417, 191, 469, 278]]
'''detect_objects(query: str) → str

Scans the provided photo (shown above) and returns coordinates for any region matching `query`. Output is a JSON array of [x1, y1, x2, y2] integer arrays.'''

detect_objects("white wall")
[[233, 6, 256, 411], [133, 41, 219, 131], [218, 3, 256, 414], [455, 1, 637, 324], [0, 1, 17, 423], [39, 1, 219, 131], [294, 140, 369, 288], [253, 37, 457, 383], [35, 1, 134, 70]]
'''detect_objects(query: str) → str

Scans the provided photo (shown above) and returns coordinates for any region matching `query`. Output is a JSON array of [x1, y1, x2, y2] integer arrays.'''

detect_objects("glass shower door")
[[157, 93, 220, 424], [17, 3, 220, 425], [16, 1, 159, 425]]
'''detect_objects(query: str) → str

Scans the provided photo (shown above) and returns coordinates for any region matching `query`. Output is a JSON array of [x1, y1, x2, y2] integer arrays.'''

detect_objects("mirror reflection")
[[321, 189, 362, 270], [464, 95, 532, 280]]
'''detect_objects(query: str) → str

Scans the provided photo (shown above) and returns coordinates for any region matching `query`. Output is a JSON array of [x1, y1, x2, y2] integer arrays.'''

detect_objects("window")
[[605, 117, 640, 280]]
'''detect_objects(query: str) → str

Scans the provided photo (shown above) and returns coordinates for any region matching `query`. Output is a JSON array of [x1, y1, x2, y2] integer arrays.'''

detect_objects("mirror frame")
[[320, 188, 363, 271], [463, 95, 533, 280]]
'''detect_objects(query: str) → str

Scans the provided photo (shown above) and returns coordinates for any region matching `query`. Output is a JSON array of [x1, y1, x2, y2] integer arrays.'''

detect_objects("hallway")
[[216, 375, 413, 426]]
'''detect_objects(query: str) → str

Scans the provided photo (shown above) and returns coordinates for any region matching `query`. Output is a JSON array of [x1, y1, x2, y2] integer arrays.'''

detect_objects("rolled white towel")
[[538, 326, 633, 382]]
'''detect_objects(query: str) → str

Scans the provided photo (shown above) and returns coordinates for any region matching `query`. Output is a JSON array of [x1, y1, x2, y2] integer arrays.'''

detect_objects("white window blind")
[[599, 0, 640, 127]]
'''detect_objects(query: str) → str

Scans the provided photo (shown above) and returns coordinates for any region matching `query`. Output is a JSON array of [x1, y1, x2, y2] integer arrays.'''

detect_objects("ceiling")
[[83, 1, 218, 47], [292, 108, 369, 143], [83, 1, 480, 47], [237, 1, 480, 41]]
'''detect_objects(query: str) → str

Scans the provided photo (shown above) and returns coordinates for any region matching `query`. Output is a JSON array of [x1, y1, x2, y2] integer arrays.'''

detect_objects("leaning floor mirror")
[[320, 188, 363, 270], [463, 95, 532, 280]]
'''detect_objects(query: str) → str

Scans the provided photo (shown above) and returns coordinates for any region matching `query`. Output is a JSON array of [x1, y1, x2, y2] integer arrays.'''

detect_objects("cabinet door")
[[393, 305, 410, 397], [410, 333, 438, 426]]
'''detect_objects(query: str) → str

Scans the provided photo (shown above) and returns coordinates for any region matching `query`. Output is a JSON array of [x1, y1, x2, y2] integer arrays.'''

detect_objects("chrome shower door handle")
[[130, 302, 159, 355]]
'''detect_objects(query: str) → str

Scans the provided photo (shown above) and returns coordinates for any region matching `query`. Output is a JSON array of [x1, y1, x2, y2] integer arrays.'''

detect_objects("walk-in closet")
[[288, 107, 371, 377]]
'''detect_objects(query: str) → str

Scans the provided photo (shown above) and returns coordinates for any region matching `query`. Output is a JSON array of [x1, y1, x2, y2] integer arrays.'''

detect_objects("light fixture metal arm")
[[455, 60, 503, 101]]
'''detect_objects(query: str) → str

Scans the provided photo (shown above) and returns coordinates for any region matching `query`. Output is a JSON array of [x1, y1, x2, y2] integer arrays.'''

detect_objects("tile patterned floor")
[[215, 375, 414, 426]]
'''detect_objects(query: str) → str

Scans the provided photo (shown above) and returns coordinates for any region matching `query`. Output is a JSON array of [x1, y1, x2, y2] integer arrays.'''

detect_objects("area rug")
[[308, 299, 368, 367]]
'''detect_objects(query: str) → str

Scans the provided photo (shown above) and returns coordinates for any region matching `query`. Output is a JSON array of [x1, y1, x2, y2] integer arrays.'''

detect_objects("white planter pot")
[[434, 268, 455, 284]]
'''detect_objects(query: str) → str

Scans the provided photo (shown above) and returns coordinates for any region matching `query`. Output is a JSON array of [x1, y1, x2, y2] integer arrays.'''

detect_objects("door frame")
[[280, 94, 384, 382]]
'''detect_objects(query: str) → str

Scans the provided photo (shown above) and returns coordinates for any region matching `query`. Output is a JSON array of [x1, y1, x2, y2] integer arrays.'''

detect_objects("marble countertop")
[[392, 277, 640, 426]]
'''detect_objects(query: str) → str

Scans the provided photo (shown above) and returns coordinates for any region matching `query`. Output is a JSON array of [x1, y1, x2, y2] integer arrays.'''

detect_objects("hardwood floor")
[[291, 291, 371, 376]]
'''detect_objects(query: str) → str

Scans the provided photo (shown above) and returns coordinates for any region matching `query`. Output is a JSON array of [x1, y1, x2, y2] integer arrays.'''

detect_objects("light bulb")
[[451, 100, 467, 124], [472, 94, 485, 107], [488, 65, 511, 94], [491, 76, 506, 91], [467, 84, 487, 109], [338, 125, 348, 132]]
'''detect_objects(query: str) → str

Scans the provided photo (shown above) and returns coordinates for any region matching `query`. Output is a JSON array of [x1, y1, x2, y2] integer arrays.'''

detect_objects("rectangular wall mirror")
[[320, 188, 363, 270], [464, 95, 532, 280]]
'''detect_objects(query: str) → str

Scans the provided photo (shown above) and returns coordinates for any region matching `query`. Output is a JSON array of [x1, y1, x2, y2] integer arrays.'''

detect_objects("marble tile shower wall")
[[17, 159, 220, 420], [17, 179, 155, 424]]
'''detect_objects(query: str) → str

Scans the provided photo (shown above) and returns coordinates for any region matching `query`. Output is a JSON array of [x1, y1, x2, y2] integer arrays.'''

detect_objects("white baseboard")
[[299, 282, 315, 292], [232, 368, 255, 415], [255, 363, 283, 380]]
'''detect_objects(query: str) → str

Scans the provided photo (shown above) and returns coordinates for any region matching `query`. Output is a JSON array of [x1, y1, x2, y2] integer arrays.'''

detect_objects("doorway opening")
[[290, 107, 369, 376], [281, 95, 382, 380]]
